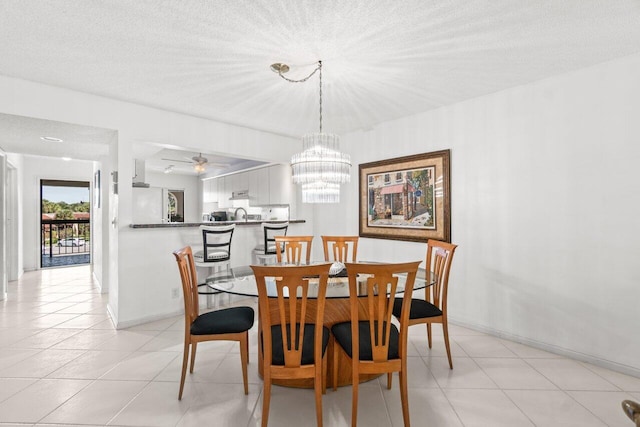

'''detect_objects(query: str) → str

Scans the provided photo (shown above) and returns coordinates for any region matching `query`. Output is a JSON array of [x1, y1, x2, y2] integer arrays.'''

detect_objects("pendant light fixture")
[[271, 61, 351, 203]]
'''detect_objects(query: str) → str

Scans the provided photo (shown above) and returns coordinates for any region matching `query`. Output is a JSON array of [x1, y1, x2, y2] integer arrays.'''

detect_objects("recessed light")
[[61, 157, 72, 161], [41, 136, 64, 142]]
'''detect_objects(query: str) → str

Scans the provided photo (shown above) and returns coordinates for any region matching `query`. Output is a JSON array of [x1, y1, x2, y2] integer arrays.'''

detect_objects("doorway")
[[167, 189, 184, 222], [40, 179, 91, 268]]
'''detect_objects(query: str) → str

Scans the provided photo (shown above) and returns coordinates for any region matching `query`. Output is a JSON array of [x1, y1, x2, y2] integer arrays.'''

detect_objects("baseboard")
[[114, 308, 184, 330], [92, 271, 108, 294], [106, 304, 118, 329], [449, 315, 640, 379], [110, 295, 253, 330]]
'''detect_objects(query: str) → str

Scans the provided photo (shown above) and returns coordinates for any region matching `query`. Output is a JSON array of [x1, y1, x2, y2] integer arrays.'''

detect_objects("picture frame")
[[94, 170, 101, 208], [359, 149, 451, 242]]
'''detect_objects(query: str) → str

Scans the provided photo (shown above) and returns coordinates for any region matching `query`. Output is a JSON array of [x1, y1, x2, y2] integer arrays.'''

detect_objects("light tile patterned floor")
[[0, 265, 639, 426]]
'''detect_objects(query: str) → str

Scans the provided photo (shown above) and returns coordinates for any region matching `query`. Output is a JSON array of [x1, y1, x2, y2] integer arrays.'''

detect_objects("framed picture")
[[359, 150, 451, 242], [94, 170, 101, 208]]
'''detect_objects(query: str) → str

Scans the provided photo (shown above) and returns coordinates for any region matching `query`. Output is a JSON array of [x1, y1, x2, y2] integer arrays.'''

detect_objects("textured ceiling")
[[1, 0, 640, 157], [0, 113, 114, 160]]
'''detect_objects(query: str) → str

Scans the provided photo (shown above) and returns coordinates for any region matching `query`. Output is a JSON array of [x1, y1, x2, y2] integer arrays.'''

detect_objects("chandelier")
[[271, 61, 351, 203]]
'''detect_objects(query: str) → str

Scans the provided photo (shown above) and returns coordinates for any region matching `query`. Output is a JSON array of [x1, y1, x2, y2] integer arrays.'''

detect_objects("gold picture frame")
[[359, 150, 451, 242]]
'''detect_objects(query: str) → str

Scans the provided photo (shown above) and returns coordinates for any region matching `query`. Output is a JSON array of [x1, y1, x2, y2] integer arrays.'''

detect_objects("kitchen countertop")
[[129, 219, 305, 229]]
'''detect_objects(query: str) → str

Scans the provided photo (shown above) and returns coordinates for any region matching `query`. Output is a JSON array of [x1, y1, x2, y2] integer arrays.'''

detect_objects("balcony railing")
[[41, 219, 91, 258]]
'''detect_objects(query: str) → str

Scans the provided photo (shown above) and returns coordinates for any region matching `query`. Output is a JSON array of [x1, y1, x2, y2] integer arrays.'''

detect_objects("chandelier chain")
[[271, 58, 350, 203], [276, 61, 323, 133], [276, 62, 321, 84], [319, 60, 322, 133]]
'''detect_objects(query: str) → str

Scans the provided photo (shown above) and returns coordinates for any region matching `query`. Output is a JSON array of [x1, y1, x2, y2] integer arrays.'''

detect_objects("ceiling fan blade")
[[161, 158, 193, 164]]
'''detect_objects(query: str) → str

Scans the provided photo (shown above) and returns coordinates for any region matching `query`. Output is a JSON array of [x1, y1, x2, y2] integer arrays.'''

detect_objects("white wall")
[[20, 155, 95, 271], [0, 151, 6, 300], [319, 53, 640, 375], [6, 154, 23, 281], [91, 159, 105, 292]]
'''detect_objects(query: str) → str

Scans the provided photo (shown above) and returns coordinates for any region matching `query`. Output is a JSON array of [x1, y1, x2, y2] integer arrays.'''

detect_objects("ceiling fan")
[[161, 153, 229, 172]]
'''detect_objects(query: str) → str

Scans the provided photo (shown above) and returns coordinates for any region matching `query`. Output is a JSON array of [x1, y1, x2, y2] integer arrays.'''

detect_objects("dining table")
[[205, 261, 433, 388]]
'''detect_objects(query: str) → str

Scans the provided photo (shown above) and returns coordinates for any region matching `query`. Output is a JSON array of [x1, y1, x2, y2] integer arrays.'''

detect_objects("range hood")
[[229, 190, 250, 200], [132, 159, 150, 188]]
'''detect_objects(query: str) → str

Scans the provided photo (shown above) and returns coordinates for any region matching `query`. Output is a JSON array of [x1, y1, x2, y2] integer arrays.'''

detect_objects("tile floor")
[[1, 265, 639, 426]]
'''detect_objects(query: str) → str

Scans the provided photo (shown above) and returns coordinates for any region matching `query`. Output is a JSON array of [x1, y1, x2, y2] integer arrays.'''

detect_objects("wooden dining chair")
[[173, 246, 254, 399], [274, 235, 313, 264], [332, 261, 421, 427], [251, 263, 332, 427], [321, 235, 359, 263], [392, 239, 458, 369]]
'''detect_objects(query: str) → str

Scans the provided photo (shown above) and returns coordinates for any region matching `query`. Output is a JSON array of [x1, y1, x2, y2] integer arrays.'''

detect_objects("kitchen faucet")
[[234, 207, 248, 222]]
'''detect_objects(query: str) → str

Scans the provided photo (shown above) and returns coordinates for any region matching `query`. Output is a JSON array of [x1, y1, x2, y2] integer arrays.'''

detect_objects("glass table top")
[[204, 262, 433, 299]]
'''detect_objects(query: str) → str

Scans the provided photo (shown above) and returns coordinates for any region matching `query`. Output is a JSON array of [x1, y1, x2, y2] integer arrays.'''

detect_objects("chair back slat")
[[365, 272, 398, 361], [252, 263, 331, 368], [321, 235, 359, 262], [344, 262, 420, 363], [425, 240, 457, 313]]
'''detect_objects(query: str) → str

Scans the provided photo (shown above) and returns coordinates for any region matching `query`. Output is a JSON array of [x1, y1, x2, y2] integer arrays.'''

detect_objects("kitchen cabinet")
[[202, 178, 216, 203], [210, 179, 218, 203], [205, 164, 293, 209], [218, 176, 231, 208], [268, 164, 292, 205], [202, 178, 218, 214], [249, 167, 270, 206], [247, 169, 258, 203], [234, 172, 249, 193], [201, 179, 209, 203]]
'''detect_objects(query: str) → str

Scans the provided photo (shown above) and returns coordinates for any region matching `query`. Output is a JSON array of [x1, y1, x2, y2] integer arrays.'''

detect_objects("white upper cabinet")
[[218, 176, 231, 208], [205, 164, 293, 209], [202, 179, 211, 203], [209, 178, 218, 203], [269, 164, 292, 205], [247, 169, 259, 203], [234, 172, 249, 192], [202, 178, 217, 203], [256, 167, 271, 205]]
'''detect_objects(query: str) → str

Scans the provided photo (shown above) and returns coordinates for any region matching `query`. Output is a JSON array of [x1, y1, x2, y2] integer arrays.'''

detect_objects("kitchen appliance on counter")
[[211, 211, 228, 222]]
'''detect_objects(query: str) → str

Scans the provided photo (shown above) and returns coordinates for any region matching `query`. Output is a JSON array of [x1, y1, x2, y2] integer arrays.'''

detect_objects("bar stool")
[[253, 222, 288, 265], [193, 224, 235, 306]]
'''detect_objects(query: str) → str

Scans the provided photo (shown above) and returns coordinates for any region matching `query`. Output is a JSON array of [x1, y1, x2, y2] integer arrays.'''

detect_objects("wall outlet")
[[171, 288, 179, 299]]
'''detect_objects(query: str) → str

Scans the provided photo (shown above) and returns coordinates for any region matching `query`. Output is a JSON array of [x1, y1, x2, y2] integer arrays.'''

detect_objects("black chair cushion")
[[392, 298, 442, 319], [190, 306, 254, 335], [331, 321, 400, 361], [264, 323, 330, 366]]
